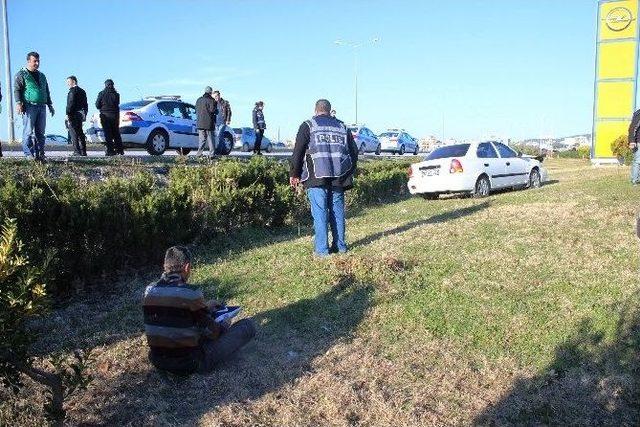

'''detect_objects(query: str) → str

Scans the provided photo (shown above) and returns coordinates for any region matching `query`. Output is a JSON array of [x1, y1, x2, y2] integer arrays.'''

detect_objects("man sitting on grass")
[[143, 246, 255, 374]]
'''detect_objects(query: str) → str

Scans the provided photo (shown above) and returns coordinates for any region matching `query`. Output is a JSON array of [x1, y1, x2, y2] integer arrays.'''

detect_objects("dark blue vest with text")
[[301, 115, 352, 182]]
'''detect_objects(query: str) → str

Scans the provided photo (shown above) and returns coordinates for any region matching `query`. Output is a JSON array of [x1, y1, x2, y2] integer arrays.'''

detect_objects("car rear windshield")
[[379, 132, 399, 138], [425, 144, 471, 160], [120, 100, 153, 110]]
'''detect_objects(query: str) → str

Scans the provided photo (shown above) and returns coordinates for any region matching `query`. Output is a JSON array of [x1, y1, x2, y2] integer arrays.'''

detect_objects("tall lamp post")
[[334, 37, 379, 125], [1, 0, 13, 154]]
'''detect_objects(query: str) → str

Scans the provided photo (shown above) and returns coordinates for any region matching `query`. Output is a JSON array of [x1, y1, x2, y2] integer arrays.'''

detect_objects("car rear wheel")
[[265, 143, 273, 153], [529, 168, 541, 189], [413, 146, 419, 155], [399, 145, 406, 155], [216, 132, 234, 155], [243, 142, 250, 152], [421, 193, 439, 200], [358, 143, 365, 154], [474, 175, 491, 198], [375, 145, 381, 155], [146, 129, 168, 155]]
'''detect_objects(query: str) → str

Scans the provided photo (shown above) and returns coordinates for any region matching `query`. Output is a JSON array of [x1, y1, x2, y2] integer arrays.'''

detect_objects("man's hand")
[[16, 103, 23, 115], [290, 177, 300, 187], [48, 105, 55, 117]]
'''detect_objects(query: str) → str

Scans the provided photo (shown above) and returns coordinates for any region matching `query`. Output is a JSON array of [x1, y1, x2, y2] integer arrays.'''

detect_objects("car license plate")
[[422, 169, 439, 177]]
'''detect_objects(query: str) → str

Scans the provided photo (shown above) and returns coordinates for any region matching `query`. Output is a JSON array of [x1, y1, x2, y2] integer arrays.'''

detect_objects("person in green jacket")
[[14, 51, 54, 161]]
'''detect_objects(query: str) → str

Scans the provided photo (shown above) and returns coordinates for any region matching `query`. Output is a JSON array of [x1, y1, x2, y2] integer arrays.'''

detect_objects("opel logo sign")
[[605, 7, 634, 31]]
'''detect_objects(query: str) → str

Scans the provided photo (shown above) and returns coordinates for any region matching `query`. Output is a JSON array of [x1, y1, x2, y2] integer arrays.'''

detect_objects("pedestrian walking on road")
[[629, 108, 640, 185], [65, 76, 88, 156], [252, 101, 266, 155], [289, 99, 358, 257], [96, 79, 123, 156], [14, 51, 55, 161], [196, 86, 218, 158]]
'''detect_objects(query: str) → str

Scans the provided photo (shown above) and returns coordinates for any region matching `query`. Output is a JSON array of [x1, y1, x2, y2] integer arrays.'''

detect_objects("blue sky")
[[1, 0, 601, 141]]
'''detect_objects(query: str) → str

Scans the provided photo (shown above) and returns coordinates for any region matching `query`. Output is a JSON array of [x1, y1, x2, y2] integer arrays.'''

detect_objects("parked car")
[[44, 134, 69, 145], [348, 125, 380, 154], [86, 96, 235, 155], [379, 129, 419, 155], [232, 127, 272, 152], [407, 141, 549, 199]]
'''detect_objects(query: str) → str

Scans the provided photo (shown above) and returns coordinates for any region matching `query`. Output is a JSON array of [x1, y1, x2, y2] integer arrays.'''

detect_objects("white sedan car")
[[408, 141, 549, 199], [86, 96, 235, 156]]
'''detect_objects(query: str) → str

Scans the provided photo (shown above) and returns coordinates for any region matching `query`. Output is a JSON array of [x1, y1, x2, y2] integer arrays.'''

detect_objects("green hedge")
[[0, 158, 411, 297]]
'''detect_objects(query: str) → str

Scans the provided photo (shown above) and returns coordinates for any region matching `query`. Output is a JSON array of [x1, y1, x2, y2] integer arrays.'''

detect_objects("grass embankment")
[[1, 159, 639, 426]]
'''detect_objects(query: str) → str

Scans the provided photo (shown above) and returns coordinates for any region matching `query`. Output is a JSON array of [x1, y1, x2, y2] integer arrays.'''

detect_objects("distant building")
[[419, 136, 440, 152]]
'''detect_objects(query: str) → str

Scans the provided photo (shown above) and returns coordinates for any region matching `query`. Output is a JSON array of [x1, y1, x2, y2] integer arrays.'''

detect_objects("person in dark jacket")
[[143, 246, 256, 374], [213, 91, 232, 125], [290, 99, 358, 257], [65, 76, 88, 156], [252, 101, 266, 155], [14, 51, 55, 161], [195, 86, 218, 158], [629, 109, 640, 185], [96, 79, 123, 156]]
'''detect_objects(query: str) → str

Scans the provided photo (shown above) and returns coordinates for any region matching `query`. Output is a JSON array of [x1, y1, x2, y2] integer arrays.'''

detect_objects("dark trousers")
[[101, 113, 123, 154], [68, 113, 87, 155], [198, 318, 256, 372], [254, 129, 264, 153]]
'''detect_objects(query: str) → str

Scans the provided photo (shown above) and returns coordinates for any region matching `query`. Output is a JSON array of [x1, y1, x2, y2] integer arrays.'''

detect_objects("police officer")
[[629, 108, 640, 185], [65, 76, 88, 156], [252, 101, 266, 155], [96, 79, 123, 156], [289, 99, 358, 257]]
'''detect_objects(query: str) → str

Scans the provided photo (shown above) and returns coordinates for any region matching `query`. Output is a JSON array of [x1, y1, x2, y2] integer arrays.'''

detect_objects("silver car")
[[379, 129, 420, 155], [232, 127, 273, 152], [348, 125, 380, 154]]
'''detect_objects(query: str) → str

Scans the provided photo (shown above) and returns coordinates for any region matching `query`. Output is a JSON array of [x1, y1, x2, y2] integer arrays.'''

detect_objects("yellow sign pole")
[[592, 0, 640, 164]]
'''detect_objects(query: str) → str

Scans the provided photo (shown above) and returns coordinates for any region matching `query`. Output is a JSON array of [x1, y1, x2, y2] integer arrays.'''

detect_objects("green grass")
[[1, 158, 639, 426]]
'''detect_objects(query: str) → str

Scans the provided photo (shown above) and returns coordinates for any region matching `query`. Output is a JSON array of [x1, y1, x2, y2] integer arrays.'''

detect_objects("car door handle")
[[167, 120, 175, 123], [484, 163, 489, 167], [506, 162, 511, 166]]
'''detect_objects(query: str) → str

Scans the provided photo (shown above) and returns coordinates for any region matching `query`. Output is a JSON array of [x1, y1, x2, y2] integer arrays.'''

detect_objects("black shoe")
[[105, 151, 116, 157]]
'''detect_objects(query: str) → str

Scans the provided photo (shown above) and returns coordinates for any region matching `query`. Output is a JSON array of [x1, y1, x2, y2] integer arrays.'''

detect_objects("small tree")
[[611, 135, 632, 165], [0, 218, 91, 426]]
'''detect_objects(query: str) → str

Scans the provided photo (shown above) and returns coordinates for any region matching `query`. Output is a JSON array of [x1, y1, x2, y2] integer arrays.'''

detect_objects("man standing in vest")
[[14, 52, 54, 161], [290, 99, 359, 257]]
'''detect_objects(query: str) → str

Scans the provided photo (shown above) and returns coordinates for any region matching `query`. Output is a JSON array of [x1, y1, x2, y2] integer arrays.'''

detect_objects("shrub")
[[0, 218, 91, 426], [611, 135, 632, 165], [0, 158, 410, 297]]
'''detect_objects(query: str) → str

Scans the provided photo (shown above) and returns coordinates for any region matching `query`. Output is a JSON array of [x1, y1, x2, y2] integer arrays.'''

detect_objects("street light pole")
[[335, 37, 379, 125], [1, 0, 14, 152]]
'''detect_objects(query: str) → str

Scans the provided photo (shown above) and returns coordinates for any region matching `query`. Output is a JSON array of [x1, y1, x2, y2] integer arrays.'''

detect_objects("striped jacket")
[[143, 273, 221, 372]]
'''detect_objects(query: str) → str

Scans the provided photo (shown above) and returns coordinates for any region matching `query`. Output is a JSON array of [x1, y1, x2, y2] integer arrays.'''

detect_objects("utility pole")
[[2, 0, 14, 154], [334, 37, 379, 125]]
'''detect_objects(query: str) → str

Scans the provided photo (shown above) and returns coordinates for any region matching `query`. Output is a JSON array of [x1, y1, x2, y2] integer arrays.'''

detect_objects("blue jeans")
[[22, 103, 47, 158], [632, 148, 640, 184], [307, 187, 347, 256]]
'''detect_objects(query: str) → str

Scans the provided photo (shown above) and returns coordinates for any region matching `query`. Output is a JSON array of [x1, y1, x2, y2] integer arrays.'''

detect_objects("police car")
[[86, 96, 235, 155]]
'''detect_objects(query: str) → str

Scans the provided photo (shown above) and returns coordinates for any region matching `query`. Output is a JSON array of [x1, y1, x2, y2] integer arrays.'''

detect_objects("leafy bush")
[[557, 146, 591, 159], [0, 158, 411, 297], [0, 218, 91, 426], [611, 135, 632, 165]]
